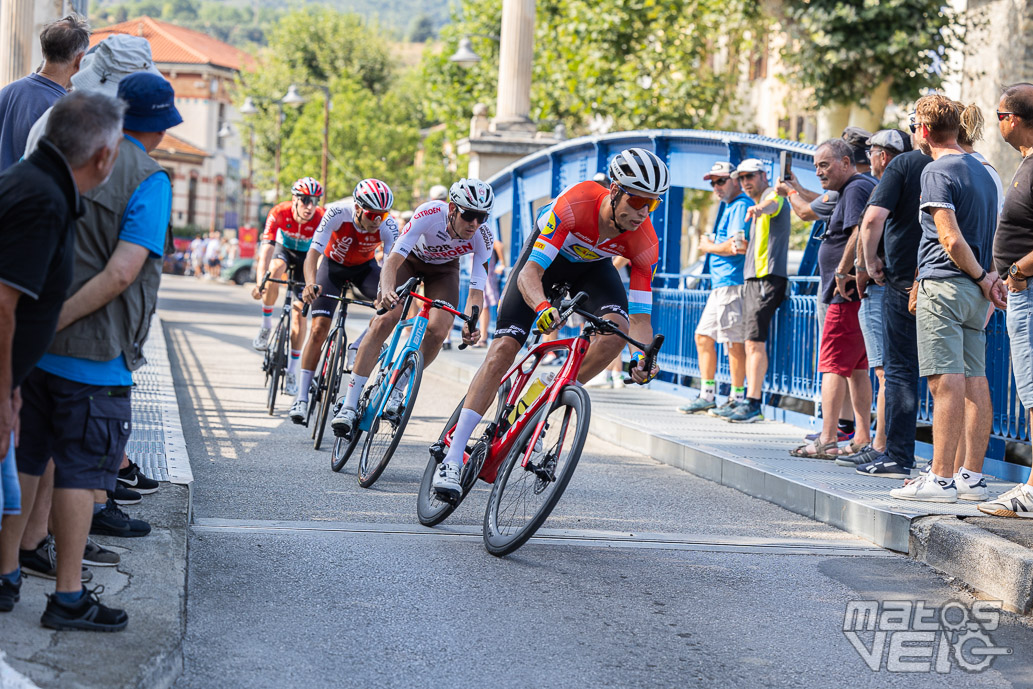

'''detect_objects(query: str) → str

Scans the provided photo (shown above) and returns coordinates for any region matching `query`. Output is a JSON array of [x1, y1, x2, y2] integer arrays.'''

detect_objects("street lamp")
[[448, 34, 500, 68], [239, 95, 285, 197], [282, 82, 331, 204]]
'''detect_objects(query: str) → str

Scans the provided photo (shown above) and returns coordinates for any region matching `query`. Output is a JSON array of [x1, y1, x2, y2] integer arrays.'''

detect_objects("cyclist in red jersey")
[[431, 148, 668, 498], [287, 179, 399, 423], [251, 177, 325, 395]]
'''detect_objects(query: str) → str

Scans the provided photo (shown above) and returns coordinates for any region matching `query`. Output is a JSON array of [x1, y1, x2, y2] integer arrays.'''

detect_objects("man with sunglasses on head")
[[677, 161, 752, 416], [288, 179, 400, 423], [330, 178, 494, 436], [251, 177, 326, 397], [430, 148, 665, 499]]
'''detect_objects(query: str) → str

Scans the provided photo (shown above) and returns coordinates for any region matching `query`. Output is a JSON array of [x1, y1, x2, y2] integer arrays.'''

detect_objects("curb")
[[910, 516, 1033, 615], [428, 349, 1033, 613]]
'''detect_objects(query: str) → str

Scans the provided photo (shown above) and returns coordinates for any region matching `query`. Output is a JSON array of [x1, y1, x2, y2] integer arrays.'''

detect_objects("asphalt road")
[[160, 275, 1033, 689]]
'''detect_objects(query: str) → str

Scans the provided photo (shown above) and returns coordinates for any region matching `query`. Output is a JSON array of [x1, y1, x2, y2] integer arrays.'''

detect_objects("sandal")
[[828, 441, 866, 457], [789, 440, 838, 459]]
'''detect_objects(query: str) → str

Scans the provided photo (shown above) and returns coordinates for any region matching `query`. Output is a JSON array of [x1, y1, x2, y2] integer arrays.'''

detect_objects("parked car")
[[225, 258, 255, 285]]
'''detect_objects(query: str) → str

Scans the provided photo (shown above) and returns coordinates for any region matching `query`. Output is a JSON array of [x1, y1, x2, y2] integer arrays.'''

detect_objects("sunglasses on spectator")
[[997, 111, 1016, 122], [295, 195, 318, 206], [709, 177, 729, 188], [458, 208, 488, 224], [619, 185, 663, 212], [357, 205, 388, 223], [908, 112, 917, 134], [738, 172, 758, 181]]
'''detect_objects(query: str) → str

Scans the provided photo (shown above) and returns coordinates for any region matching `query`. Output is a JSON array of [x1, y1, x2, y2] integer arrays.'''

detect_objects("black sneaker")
[[40, 585, 128, 632], [83, 538, 120, 567], [20, 535, 93, 582], [111, 484, 141, 506], [0, 576, 20, 612], [117, 460, 159, 494], [855, 458, 914, 479], [90, 500, 151, 538]]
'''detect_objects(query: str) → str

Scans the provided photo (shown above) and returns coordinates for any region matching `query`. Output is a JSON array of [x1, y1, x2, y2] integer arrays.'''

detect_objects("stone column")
[[0, 0, 35, 87], [493, 0, 536, 133]]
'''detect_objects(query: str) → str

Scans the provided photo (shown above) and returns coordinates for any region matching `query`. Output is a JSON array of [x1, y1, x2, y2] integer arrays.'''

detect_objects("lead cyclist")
[[431, 148, 668, 499]]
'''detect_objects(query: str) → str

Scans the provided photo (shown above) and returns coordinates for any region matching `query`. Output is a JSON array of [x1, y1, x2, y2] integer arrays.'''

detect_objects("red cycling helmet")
[[291, 177, 323, 197]]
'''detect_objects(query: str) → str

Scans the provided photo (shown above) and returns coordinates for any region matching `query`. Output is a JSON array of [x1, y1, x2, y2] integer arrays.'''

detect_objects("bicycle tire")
[[356, 350, 423, 488], [415, 381, 509, 527], [314, 329, 345, 450], [266, 319, 288, 416], [330, 358, 382, 472], [482, 385, 590, 556], [308, 335, 331, 439]]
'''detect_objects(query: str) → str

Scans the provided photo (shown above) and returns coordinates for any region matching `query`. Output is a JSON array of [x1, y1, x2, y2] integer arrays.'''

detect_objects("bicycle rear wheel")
[[482, 385, 590, 556], [356, 350, 423, 488], [266, 319, 288, 415], [308, 335, 331, 439], [313, 329, 344, 450]]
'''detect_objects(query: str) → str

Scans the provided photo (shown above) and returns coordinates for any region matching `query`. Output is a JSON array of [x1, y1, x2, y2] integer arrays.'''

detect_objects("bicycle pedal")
[[429, 442, 446, 462]]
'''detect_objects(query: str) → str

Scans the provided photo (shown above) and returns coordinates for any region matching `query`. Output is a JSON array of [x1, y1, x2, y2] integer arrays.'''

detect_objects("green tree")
[[238, 8, 431, 208], [161, 0, 198, 21], [419, 0, 765, 149], [777, 0, 964, 108], [408, 14, 436, 42]]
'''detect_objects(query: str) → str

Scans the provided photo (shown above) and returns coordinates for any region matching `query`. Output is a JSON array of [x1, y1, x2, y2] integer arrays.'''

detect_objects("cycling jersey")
[[391, 200, 493, 291], [310, 200, 399, 267], [261, 201, 325, 252], [529, 181, 658, 315]]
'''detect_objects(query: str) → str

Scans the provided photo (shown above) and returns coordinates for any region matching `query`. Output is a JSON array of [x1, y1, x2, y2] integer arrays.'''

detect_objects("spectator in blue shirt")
[[678, 161, 753, 415], [5, 73, 180, 632], [0, 14, 90, 171]]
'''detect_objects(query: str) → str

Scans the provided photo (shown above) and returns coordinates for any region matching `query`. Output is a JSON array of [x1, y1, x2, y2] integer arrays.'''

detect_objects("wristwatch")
[[1010, 263, 1027, 281]]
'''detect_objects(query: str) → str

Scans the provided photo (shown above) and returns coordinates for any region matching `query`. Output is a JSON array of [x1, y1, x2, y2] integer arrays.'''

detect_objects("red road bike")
[[416, 290, 663, 556]]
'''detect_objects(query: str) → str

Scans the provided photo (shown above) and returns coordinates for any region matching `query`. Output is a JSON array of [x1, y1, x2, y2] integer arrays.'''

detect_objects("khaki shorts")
[[916, 276, 990, 378], [695, 285, 744, 344]]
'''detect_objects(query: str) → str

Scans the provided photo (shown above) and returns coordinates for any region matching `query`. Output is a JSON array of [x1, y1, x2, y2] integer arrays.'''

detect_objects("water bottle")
[[507, 371, 556, 425]]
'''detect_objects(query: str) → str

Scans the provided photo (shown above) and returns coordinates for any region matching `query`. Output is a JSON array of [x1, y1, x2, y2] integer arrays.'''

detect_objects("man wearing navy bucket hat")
[[9, 72, 180, 632]]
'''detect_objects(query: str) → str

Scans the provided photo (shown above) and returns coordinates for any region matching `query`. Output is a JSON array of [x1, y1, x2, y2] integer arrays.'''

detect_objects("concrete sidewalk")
[[0, 318, 192, 689], [421, 331, 1033, 614]]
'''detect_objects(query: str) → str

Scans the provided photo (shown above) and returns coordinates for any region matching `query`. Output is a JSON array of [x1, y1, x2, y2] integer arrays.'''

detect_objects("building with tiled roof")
[[92, 16, 258, 233]]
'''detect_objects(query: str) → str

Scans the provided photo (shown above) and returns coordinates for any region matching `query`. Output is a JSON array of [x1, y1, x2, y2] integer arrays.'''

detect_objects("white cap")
[[703, 161, 734, 180], [731, 158, 766, 179]]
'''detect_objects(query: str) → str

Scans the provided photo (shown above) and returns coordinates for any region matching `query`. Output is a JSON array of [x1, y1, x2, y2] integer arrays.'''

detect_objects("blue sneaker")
[[727, 402, 763, 423], [707, 399, 743, 418], [855, 458, 914, 479], [833, 444, 880, 467], [677, 397, 716, 414]]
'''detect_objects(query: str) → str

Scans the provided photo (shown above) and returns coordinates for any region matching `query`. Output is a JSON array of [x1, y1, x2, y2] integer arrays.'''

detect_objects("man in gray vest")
[[8, 72, 179, 631]]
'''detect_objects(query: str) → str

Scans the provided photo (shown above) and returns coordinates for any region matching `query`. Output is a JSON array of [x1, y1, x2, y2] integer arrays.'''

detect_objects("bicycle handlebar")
[[265, 277, 309, 316], [456, 305, 480, 350], [375, 277, 421, 316]]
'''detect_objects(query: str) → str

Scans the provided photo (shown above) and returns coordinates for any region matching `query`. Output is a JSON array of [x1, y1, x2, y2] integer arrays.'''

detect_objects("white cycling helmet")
[[609, 148, 670, 195], [353, 178, 393, 212], [448, 178, 494, 213], [428, 184, 448, 201]]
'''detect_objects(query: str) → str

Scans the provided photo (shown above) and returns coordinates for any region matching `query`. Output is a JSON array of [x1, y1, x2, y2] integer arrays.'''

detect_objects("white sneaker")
[[331, 406, 358, 436], [954, 472, 989, 502], [585, 371, 609, 388], [288, 398, 308, 425], [890, 473, 958, 503], [284, 371, 298, 396], [610, 372, 625, 389], [977, 483, 1033, 518], [432, 461, 462, 498], [253, 327, 271, 351]]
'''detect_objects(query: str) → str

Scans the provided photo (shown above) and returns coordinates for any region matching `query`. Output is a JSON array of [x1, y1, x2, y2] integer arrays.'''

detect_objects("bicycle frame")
[[356, 290, 465, 433]]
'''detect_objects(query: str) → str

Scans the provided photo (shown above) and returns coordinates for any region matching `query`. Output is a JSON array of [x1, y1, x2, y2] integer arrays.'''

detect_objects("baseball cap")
[[866, 129, 911, 155], [703, 161, 733, 180], [70, 35, 164, 97], [841, 126, 872, 164], [118, 72, 183, 133], [731, 158, 766, 179]]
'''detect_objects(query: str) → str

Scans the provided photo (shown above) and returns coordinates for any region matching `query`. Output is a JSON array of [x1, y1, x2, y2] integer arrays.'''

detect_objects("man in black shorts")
[[728, 158, 792, 423]]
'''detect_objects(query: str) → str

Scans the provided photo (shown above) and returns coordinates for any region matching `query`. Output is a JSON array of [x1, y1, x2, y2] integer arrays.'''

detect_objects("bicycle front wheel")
[[313, 330, 344, 450], [266, 320, 288, 416], [357, 350, 423, 488], [483, 385, 590, 557]]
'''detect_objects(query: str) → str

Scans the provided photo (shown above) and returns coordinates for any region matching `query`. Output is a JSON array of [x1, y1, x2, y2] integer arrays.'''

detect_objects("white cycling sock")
[[443, 408, 483, 467], [344, 374, 369, 409], [262, 306, 273, 329], [298, 369, 314, 402], [288, 349, 301, 375]]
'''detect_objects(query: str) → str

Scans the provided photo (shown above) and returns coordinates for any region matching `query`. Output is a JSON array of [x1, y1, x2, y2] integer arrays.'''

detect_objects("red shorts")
[[818, 301, 868, 377]]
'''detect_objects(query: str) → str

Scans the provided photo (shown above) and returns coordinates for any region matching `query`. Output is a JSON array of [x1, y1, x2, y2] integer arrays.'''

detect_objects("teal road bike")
[[331, 276, 479, 488]]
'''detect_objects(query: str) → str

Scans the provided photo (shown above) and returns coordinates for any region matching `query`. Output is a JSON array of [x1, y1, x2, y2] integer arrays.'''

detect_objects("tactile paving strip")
[[124, 316, 193, 485]]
